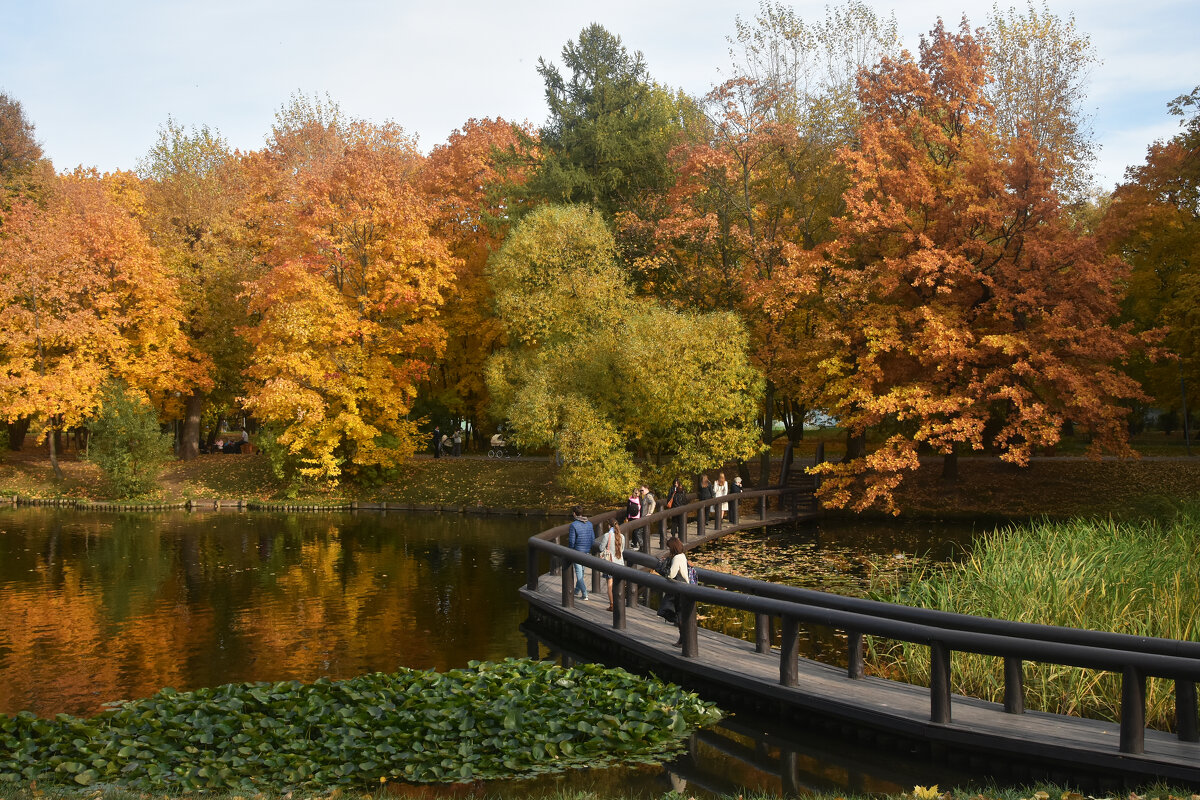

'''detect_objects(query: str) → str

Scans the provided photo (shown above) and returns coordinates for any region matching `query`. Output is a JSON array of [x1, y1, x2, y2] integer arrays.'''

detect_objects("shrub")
[[87, 382, 173, 498]]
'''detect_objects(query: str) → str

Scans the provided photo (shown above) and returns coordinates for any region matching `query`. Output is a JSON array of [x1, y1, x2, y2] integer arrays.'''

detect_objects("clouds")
[[2, 0, 1197, 188]]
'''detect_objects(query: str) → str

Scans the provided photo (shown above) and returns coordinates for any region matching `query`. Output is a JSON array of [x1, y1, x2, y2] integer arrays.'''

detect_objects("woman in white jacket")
[[713, 472, 729, 524], [596, 521, 625, 611]]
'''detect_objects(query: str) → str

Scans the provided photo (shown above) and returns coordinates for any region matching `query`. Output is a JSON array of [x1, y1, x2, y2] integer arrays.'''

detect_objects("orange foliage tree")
[[632, 75, 844, 483], [1101, 88, 1200, 425], [418, 118, 534, 440], [811, 20, 1146, 512], [239, 97, 455, 484], [0, 169, 208, 478]]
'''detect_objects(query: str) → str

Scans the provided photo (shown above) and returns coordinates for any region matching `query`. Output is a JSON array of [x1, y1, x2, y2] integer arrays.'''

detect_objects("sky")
[[2, 0, 1198, 192]]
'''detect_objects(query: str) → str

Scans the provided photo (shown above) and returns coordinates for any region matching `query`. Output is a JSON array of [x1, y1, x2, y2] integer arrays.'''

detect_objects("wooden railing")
[[525, 494, 1200, 756]]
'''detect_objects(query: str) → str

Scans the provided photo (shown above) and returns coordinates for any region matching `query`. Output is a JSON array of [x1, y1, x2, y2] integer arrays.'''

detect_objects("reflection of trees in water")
[[0, 509, 543, 717]]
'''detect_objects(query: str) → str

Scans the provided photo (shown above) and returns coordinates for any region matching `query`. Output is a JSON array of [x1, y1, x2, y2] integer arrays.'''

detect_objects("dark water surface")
[[0, 506, 992, 796]]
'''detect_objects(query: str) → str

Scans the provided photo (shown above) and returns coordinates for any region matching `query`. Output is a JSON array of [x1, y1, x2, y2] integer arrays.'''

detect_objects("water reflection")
[[0, 507, 985, 797], [0, 507, 546, 717]]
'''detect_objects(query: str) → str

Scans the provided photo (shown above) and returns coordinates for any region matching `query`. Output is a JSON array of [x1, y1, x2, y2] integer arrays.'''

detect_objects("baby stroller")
[[487, 433, 521, 459]]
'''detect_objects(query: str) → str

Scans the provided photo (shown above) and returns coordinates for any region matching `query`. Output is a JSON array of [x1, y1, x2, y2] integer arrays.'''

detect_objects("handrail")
[[622, 552, 1200, 660], [525, 496, 1200, 755]]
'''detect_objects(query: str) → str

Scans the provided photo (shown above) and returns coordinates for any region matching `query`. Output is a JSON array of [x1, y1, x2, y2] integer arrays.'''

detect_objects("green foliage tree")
[[138, 117, 256, 460], [529, 24, 684, 221], [88, 381, 174, 498], [487, 205, 762, 498]]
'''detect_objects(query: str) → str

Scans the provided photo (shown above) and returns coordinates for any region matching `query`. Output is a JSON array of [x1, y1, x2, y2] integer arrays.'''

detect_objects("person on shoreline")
[[596, 518, 625, 611], [452, 428, 462, 457], [567, 505, 594, 601], [431, 426, 442, 459], [713, 472, 729, 524]]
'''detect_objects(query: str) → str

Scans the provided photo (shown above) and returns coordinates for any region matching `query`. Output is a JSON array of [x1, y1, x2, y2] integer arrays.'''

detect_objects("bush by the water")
[[868, 509, 1200, 730], [0, 659, 722, 793], [86, 382, 173, 498]]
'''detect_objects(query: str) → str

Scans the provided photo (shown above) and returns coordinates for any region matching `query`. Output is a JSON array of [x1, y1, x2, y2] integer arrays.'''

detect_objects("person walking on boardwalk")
[[713, 472, 729, 524], [567, 505, 595, 601], [596, 519, 625, 611]]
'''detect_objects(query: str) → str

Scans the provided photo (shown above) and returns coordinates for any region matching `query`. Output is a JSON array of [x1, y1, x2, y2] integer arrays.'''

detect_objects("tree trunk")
[[942, 451, 959, 482], [759, 380, 776, 488], [47, 418, 63, 482], [842, 430, 865, 463], [179, 391, 205, 461], [7, 417, 31, 450]]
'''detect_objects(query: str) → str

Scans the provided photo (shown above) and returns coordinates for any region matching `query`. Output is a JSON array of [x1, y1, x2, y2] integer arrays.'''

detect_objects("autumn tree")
[[0, 92, 44, 200], [812, 20, 1145, 512], [0, 92, 50, 450], [138, 118, 255, 459], [486, 205, 762, 498], [239, 96, 455, 485], [0, 169, 206, 479], [632, 2, 900, 483], [419, 118, 534, 440], [528, 25, 684, 222], [985, 1, 1099, 199], [1102, 87, 1200, 427]]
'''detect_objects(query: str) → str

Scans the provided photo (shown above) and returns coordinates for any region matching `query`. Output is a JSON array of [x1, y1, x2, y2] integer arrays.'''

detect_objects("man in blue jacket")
[[567, 505, 594, 600]]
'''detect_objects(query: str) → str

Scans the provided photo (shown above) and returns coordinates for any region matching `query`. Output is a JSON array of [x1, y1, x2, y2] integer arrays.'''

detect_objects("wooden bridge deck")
[[521, 570, 1200, 787]]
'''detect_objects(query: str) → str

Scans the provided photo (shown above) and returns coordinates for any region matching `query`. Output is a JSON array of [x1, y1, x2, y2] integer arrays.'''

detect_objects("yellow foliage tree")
[[239, 97, 455, 484]]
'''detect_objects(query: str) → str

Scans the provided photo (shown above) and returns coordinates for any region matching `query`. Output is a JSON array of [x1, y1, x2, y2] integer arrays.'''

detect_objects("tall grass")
[[867, 506, 1200, 731]]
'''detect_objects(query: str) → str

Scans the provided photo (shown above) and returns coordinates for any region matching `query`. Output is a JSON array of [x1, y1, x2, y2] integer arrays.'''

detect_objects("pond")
[[0, 506, 997, 796]]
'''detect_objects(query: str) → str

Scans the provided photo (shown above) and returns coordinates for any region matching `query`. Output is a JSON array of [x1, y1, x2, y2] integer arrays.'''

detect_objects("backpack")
[[687, 565, 698, 584]]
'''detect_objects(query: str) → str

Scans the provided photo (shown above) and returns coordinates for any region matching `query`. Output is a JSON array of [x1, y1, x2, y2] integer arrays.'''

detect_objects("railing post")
[[562, 558, 574, 608], [680, 594, 698, 658], [695, 506, 705, 540], [759, 494, 767, 520], [612, 578, 626, 629], [730, 496, 739, 525], [847, 631, 864, 679], [930, 641, 951, 723], [658, 517, 667, 549], [1120, 666, 1146, 754], [527, 547, 539, 591], [755, 613, 772, 653], [780, 617, 799, 687], [1177, 680, 1199, 742], [1004, 657, 1025, 714]]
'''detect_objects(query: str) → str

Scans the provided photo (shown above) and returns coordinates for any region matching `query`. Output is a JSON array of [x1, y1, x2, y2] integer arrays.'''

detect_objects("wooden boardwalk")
[[522, 515, 1200, 788]]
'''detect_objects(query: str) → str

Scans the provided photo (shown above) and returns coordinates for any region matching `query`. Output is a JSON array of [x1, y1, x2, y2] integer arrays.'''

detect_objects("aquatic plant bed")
[[0, 659, 721, 793]]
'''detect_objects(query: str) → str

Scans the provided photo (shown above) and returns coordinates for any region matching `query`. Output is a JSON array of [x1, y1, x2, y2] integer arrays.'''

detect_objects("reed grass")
[[867, 505, 1200, 731]]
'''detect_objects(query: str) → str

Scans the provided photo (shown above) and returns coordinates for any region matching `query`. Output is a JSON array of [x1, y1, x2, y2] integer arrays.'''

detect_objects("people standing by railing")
[[567, 505, 594, 601], [665, 536, 690, 647], [596, 520, 624, 611], [713, 472, 729, 524], [666, 478, 687, 537]]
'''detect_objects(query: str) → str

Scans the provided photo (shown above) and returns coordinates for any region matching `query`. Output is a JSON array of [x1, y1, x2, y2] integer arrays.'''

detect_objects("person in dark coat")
[[431, 426, 442, 458], [666, 478, 687, 537]]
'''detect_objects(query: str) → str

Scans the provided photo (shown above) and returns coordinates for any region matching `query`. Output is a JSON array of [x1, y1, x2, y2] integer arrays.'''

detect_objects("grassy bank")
[[866, 508, 1200, 730], [0, 784, 1197, 800], [1, 442, 1199, 519]]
